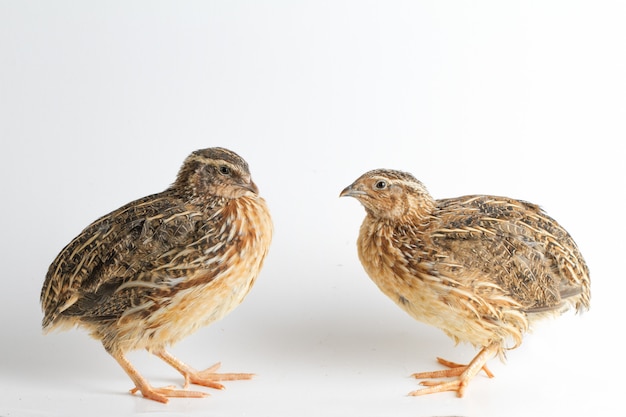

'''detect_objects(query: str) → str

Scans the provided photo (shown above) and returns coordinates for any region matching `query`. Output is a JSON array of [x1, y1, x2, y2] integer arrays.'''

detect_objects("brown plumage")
[[41, 147, 273, 403], [340, 169, 590, 397]]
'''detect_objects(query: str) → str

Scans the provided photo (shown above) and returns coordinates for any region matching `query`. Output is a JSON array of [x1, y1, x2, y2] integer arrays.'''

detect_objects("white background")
[[1, 1, 624, 416]]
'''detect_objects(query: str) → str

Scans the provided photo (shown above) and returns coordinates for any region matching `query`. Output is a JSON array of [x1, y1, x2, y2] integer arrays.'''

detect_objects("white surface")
[[1, 1, 624, 416]]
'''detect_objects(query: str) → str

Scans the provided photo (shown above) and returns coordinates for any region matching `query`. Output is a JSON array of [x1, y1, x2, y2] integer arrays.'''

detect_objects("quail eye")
[[375, 180, 387, 190], [219, 165, 231, 175]]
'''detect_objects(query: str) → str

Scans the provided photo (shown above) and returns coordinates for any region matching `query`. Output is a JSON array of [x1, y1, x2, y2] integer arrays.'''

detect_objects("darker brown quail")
[[41, 147, 273, 403]]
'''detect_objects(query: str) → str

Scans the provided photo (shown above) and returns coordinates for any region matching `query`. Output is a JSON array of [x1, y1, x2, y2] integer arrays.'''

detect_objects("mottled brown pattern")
[[41, 147, 272, 403], [341, 169, 589, 397]]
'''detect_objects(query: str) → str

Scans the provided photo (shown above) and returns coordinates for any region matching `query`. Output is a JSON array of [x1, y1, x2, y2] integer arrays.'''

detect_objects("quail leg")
[[153, 348, 254, 390], [410, 343, 498, 397], [111, 351, 208, 403]]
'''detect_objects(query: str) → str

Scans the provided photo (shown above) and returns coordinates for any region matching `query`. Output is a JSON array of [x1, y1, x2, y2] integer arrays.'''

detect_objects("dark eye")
[[375, 180, 387, 190], [219, 165, 231, 175]]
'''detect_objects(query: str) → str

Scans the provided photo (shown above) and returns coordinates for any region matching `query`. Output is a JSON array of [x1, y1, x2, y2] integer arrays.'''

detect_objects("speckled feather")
[[40, 147, 272, 402], [341, 168, 590, 395]]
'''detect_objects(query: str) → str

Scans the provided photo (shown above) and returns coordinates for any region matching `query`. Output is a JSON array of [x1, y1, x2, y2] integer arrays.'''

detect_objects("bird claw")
[[183, 362, 255, 390], [129, 384, 209, 403], [409, 379, 469, 397], [409, 352, 496, 397], [411, 357, 494, 379]]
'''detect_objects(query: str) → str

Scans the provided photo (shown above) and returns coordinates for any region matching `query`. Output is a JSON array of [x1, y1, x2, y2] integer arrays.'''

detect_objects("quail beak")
[[241, 179, 259, 195], [339, 184, 367, 198]]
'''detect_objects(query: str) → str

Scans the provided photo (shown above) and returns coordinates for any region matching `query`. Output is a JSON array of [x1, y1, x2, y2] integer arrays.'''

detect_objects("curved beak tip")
[[244, 180, 259, 195], [340, 185, 366, 198]]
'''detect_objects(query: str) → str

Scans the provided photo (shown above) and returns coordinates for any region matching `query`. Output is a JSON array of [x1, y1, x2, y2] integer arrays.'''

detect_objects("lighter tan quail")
[[41, 147, 273, 403], [340, 169, 590, 397]]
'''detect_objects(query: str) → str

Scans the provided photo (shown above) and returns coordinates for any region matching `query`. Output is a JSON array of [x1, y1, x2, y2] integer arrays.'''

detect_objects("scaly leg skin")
[[153, 348, 255, 390], [110, 351, 209, 403], [409, 343, 498, 397]]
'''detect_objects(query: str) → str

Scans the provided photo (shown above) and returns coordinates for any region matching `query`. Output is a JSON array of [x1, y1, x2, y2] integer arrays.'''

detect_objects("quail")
[[41, 147, 273, 403], [340, 169, 590, 397]]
